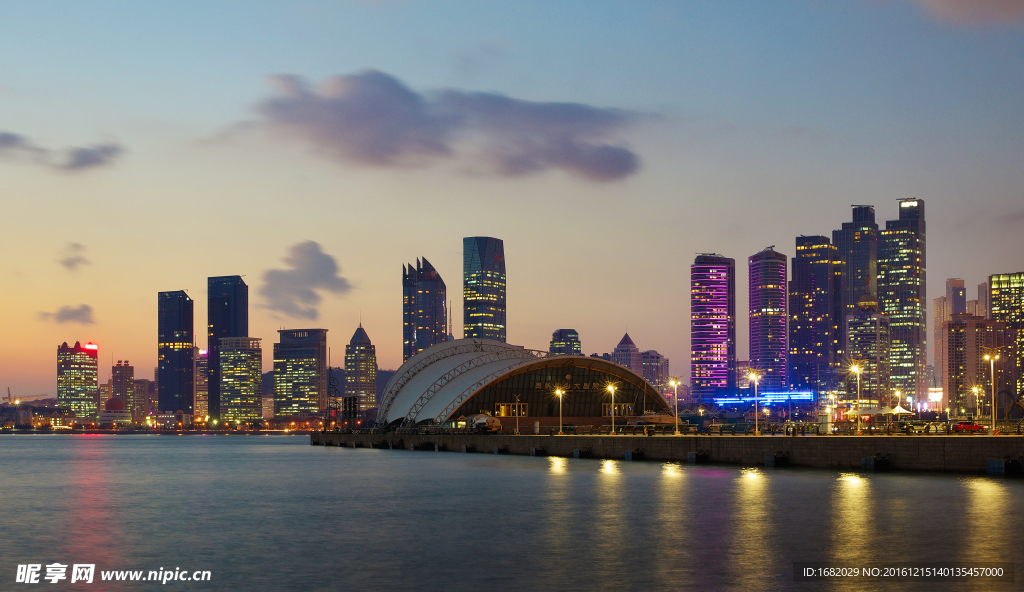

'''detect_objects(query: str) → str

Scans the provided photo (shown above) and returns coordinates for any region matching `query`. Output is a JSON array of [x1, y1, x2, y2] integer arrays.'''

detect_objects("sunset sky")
[[2, 0, 1022, 397]]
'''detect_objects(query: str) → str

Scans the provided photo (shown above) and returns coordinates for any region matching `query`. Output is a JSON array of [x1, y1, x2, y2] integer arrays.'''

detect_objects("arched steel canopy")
[[376, 338, 670, 427]]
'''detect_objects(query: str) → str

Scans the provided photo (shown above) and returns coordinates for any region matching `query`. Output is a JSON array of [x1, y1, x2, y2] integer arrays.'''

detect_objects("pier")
[[311, 431, 1024, 473]]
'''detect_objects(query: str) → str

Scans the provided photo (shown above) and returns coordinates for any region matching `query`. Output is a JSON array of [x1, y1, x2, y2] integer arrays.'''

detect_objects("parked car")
[[952, 421, 986, 433]]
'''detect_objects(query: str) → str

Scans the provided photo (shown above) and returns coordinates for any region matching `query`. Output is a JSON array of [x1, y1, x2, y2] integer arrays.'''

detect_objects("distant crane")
[[4, 387, 16, 406]]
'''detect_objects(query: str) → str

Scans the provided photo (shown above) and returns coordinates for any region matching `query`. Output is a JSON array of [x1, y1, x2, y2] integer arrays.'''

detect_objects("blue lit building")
[[463, 237, 506, 342]]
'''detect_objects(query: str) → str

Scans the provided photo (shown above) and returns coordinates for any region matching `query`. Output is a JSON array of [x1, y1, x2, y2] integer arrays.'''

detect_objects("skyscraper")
[[989, 272, 1024, 393], [158, 290, 194, 414], [749, 246, 788, 392], [549, 329, 582, 356], [690, 254, 736, 400], [977, 282, 989, 319], [878, 198, 927, 400], [403, 258, 448, 362], [933, 278, 966, 388], [833, 205, 878, 315], [219, 337, 262, 423], [640, 350, 670, 392], [194, 350, 208, 419], [941, 313, 1014, 416], [111, 360, 136, 419], [345, 324, 378, 412], [57, 341, 99, 418], [207, 276, 248, 420], [463, 237, 506, 342], [612, 333, 642, 373], [273, 329, 328, 418], [788, 236, 844, 393], [845, 293, 890, 405]]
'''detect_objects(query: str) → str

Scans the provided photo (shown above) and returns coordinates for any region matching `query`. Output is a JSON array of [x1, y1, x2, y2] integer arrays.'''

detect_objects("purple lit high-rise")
[[690, 254, 736, 401], [749, 247, 788, 392]]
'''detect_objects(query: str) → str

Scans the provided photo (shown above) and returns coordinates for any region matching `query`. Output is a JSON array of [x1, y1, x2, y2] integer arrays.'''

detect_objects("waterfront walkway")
[[311, 431, 1024, 473]]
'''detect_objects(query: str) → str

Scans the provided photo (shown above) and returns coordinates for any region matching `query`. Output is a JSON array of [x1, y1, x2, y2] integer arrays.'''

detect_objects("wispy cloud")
[[59, 242, 90, 271], [253, 69, 642, 182], [39, 304, 94, 324], [260, 241, 352, 320], [0, 130, 124, 171], [900, 0, 1024, 25]]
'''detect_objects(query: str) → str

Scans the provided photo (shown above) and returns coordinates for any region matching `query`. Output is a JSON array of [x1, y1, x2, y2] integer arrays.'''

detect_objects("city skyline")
[[4, 1, 1024, 397]]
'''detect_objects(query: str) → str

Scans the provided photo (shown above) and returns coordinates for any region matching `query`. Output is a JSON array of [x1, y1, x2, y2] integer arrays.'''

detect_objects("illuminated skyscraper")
[[933, 278, 965, 388], [845, 293, 890, 405], [749, 246, 788, 392], [273, 329, 328, 418], [57, 341, 99, 418], [989, 272, 1024, 393], [345, 324, 378, 411], [207, 276, 248, 420], [194, 350, 208, 419], [403, 258, 448, 362], [612, 333, 642, 373], [463, 237, 506, 341], [219, 337, 262, 423], [641, 350, 670, 392], [690, 254, 736, 400], [878, 198, 926, 400], [833, 205, 878, 315], [549, 329, 582, 356], [788, 236, 844, 393], [158, 290, 194, 414]]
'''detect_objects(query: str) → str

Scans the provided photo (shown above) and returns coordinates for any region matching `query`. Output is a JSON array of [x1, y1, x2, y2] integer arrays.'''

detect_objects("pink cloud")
[[903, 0, 1024, 24]]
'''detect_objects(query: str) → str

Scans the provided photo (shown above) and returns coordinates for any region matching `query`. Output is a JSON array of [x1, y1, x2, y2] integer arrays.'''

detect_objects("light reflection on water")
[[2, 435, 1022, 592]]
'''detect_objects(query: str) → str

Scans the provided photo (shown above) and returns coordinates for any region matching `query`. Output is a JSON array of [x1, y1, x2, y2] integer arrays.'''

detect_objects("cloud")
[[59, 242, 90, 271], [901, 0, 1024, 24], [254, 69, 642, 181], [0, 130, 124, 171], [39, 304, 94, 324], [260, 241, 352, 320]]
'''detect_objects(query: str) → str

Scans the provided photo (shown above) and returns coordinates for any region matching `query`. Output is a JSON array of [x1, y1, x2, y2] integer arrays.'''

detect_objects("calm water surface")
[[1, 434, 1021, 591]]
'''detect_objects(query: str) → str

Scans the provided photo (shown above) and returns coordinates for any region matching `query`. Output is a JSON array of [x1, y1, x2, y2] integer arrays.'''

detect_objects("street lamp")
[[984, 353, 1000, 435], [972, 386, 980, 419], [851, 364, 862, 434], [515, 394, 521, 435], [555, 388, 564, 435], [748, 372, 761, 436], [607, 384, 617, 435], [669, 378, 680, 435]]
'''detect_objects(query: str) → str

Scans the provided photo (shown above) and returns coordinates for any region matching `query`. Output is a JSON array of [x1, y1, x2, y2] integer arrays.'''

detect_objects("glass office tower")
[[833, 205, 878, 315], [207, 276, 248, 420], [788, 236, 844, 393], [463, 237, 506, 342], [57, 341, 99, 418], [158, 290, 194, 414], [690, 254, 736, 400], [403, 258, 448, 362], [273, 329, 328, 418], [749, 247, 788, 392]]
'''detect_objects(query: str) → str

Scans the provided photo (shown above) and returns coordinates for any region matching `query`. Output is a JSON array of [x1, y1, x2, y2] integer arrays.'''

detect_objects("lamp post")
[[985, 353, 1000, 435], [748, 372, 761, 436], [972, 386, 980, 420], [555, 388, 564, 435], [607, 385, 617, 435], [669, 378, 680, 435], [891, 389, 900, 428], [852, 364, 862, 434], [515, 394, 520, 435]]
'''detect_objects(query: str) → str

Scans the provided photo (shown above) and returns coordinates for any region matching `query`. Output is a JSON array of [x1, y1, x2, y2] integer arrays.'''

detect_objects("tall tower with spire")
[[345, 324, 378, 411]]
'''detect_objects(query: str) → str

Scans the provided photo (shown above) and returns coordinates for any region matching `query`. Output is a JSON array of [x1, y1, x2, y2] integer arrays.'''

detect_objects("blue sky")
[[2, 0, 1022, 395]]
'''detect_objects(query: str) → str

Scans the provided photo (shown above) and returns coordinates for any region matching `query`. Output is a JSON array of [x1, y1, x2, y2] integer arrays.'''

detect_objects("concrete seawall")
[[311, 432, 1024, 473]]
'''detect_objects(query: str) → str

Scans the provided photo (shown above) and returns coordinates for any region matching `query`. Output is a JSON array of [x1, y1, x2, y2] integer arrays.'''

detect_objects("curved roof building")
[[377, 338, 671, 428]]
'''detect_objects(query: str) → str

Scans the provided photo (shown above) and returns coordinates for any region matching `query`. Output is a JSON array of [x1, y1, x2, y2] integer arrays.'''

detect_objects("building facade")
[[845, 293, 890, 406], [941, 313, 1014, 417], [612, 333, 642, 374], [788, 235, 844, 394], [273, 329, 328, 418], [57, 341, 99, 418], [157, 290, 194, 415], [111, 360, 136, 419], [749, 246, 788, 392], [549, 329, 582, 356], [690, 254, 736, 400], [345, 325, 378, 411], [878, 198, 927, 400], [833, 205, 878, 315], [640, 350, 670, 393], [403, 258, 448, 362], [463, 237, 506, 342], [933, 278, 966, 388], [219, 337, 262, 423], [989, 272, 1023, 393], [207, 276, 248, 420]]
